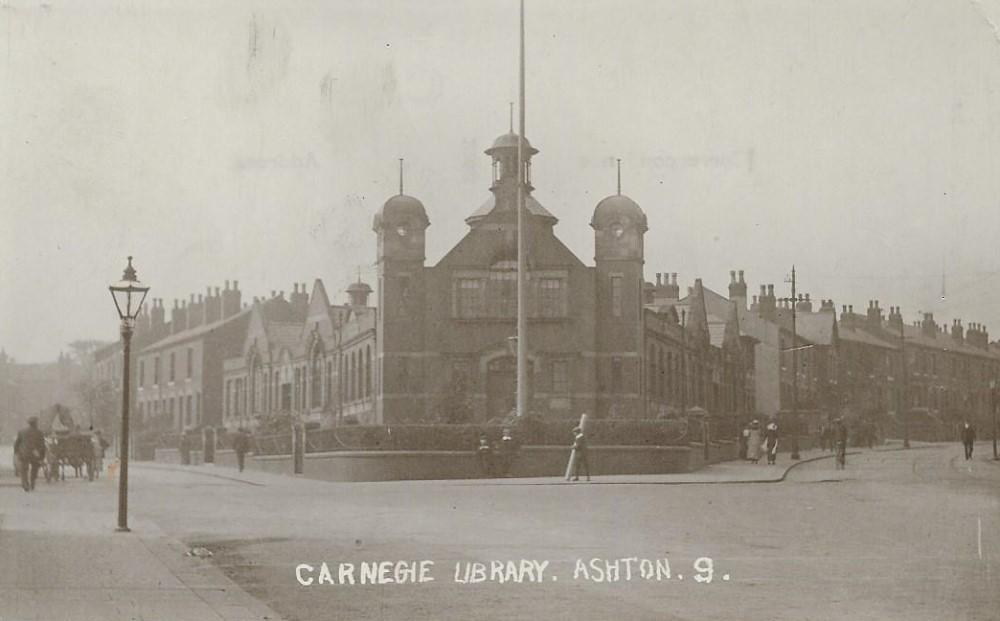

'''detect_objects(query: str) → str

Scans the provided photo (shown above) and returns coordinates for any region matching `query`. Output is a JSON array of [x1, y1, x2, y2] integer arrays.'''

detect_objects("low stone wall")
[[153, 448, 181, 464], [152, 448, 203, 466], [201, 443, 735, 482]]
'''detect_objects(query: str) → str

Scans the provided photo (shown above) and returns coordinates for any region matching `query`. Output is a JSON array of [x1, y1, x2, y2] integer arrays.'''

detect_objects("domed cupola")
[[485, 119, 537, 193], [372, 159, 430, 235], [592, 159, 646, 260], [373, 159, 429, 263]]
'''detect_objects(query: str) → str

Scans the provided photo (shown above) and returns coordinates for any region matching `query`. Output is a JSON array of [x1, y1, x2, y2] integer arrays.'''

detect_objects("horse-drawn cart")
[[46, 432, 96, 482]]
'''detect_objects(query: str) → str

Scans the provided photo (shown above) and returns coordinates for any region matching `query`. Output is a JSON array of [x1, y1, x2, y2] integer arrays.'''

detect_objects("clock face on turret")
[[611, 224, 625, 239], [396, 226, 408, 237]]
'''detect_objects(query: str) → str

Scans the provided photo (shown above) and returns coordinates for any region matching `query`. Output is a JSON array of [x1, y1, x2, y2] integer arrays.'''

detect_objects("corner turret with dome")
[[591, 159, 648, 235], [592, 159, 647, 264], [372, 159, 430, 236]]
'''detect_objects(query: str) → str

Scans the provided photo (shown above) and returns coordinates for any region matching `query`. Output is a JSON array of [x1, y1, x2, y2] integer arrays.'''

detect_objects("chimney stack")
[[221, 279, 242, 318], [204, 286, 222, 324], [921, 312, 937, 338], [758, 283, 777, 320], [728, 268, 748, 309], [290, 281, 310, 310]]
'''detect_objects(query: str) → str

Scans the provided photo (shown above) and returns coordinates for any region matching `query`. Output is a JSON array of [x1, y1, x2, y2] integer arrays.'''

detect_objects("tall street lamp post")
[[109, 256, 150, 533]]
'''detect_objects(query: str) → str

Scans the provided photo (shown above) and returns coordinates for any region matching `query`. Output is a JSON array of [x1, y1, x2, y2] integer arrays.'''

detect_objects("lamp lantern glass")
[[109, 256, 150, 321]]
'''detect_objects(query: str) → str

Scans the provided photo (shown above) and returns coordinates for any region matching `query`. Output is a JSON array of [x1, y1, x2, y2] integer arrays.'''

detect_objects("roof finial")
[[509, 102, 514, 133], [398, 158, 404, 195], [616, 158, 621, 196], [357, 266, 361, 283]]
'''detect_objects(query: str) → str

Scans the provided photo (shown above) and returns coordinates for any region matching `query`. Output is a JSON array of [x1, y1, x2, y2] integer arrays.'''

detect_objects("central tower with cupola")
[[591, 164, 647, 417]]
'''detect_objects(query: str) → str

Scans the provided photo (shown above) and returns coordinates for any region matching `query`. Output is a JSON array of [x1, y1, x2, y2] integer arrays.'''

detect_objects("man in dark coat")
[[961, 422, 976, 460], [834, 418, 848, 470], [13, 416, 46, 492], [495, 428, 519, 477], [233, 429, 251, 472], [476, 432, 494, 477]]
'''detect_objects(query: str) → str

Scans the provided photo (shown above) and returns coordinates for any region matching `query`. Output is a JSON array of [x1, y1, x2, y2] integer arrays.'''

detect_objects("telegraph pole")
[[787, 266, 801, 460]]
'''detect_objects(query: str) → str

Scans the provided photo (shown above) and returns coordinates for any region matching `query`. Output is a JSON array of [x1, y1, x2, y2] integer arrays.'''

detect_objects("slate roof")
[[465, 194, 558, 226]]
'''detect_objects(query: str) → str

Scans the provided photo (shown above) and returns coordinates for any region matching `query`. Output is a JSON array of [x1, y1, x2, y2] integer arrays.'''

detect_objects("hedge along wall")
[[250, 419, 698, 456]]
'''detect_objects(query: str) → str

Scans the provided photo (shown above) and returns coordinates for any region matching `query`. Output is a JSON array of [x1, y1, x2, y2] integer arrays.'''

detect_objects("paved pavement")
[[3, 442, 998, 621], [0, 446, 283, 621]]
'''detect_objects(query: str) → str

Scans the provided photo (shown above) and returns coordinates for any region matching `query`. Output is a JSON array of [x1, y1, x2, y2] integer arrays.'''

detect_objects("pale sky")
[[2, 0, 1000, 362]]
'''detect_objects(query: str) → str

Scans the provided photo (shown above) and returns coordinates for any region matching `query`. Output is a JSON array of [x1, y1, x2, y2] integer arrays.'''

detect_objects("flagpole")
[[516, 0, 528, 419]]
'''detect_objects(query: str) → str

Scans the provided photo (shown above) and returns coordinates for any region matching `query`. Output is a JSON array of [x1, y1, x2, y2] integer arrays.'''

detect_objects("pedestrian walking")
[[179, 432, 191, 466], [13, 416, 46, 492], [834, 418, 848, 470], [91, 430, 109, 479], [571, 426, 590, 481], [960, 421, 976, 460], [746, 420, 762, 464], [233, 428, 251, 472], [765, 420, 779, 465]]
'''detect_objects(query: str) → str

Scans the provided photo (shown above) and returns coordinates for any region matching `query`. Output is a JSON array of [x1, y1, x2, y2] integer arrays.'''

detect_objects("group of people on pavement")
[[475, 425, 592, 481], [12, 416, 109, 492], [476, 428, 520, 477], [740, 419, 780, 465], [740, 416, 851, 469]]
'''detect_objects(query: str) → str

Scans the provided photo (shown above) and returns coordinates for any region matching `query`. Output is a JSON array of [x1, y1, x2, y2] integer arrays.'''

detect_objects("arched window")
[[365, 345, 372, 398], [326, 359, 333, 407], [349, 351, 356, 402], [311, 345, 323, 408]]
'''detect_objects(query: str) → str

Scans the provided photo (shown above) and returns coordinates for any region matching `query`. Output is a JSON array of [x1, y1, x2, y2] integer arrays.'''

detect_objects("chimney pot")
[[738, 270, 745, 282], [730, 270, 736, 283], [671, 273, 677, 285], [215, 287, 220, 296], [225, 280, 230, 290]]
